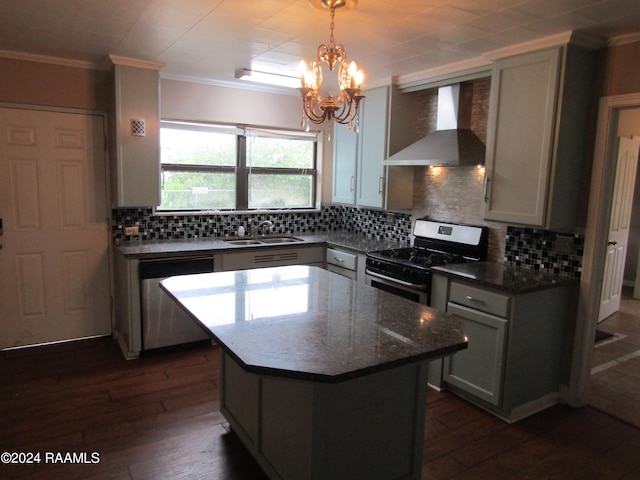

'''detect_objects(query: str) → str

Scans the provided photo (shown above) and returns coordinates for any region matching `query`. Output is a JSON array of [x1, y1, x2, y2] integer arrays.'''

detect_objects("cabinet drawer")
[[449, 281, 510, 318], [326, 248, 357, 271]]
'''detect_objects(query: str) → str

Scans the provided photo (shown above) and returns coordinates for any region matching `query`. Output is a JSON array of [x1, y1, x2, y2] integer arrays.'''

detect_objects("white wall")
[[161, 78, 302, 128], [159, 78, 334, 204]]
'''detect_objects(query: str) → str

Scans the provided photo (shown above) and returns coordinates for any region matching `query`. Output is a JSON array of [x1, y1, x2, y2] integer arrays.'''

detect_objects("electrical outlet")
[[386, 213, 396, 225], [125, 225, 139, 236], [555, 234, 574, 254]]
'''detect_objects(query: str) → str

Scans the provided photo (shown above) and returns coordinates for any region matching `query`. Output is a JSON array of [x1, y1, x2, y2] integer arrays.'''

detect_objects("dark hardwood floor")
[[1, 337, 639, 480]]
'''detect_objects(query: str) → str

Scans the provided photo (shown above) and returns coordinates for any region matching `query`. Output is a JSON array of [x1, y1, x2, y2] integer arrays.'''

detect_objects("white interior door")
[[599, 136, 640, 322], [0, 107, 111, 348]]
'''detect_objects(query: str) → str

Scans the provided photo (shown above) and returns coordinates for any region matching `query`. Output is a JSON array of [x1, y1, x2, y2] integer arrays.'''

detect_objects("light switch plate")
[[555, 234, 574, 253], [125, 225, 139, 236]]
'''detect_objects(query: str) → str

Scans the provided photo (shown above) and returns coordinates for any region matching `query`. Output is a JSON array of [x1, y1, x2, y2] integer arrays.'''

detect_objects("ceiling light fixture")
[[298, 0, 365, 132], [235, 68, 301, 89]]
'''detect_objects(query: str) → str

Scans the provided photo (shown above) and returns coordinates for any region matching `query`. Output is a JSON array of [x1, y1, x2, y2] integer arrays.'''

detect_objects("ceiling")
[[1, 0, 640, 92]]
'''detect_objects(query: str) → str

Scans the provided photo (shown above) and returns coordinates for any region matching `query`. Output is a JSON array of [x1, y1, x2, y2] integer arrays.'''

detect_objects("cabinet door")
[[483, 48, 561, 226], [332, 121, 357, 204], [443, 302, 507, 406], [357, 86, 388, 208]]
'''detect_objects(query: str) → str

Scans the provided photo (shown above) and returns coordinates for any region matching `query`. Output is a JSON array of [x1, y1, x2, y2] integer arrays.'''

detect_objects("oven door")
[[365, 269, 429, 304]]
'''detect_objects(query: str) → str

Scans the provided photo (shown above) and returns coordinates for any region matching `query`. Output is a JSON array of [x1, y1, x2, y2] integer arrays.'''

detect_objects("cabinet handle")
[[378, 176, 383, 195], [466, 295, 486, 305], [334, 257, 344, 263], [350, 176, 355, 192], [483, 176, 491, 203]]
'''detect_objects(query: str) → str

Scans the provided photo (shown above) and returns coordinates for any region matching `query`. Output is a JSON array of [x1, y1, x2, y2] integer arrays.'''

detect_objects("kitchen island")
[[160, 265, 467, 480]]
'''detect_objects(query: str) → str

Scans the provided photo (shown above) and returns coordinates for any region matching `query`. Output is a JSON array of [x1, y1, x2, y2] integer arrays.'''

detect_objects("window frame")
[[158, 120, 319, 213]]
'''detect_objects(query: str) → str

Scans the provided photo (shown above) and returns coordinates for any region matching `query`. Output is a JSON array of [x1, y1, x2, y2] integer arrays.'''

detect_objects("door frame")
[[567, 92, 640, 406], [0, 102, 115, 341]]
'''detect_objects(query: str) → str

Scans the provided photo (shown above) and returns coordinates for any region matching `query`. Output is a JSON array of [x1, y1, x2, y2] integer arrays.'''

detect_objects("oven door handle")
[[365, 269, 428, 291]]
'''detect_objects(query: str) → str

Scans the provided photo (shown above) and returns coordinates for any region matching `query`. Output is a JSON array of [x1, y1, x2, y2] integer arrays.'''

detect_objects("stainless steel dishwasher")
[[139, 256, 213, 350]]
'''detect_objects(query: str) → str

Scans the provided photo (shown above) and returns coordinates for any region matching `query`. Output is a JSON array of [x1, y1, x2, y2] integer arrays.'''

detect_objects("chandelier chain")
[[329, 8, 336, 46]]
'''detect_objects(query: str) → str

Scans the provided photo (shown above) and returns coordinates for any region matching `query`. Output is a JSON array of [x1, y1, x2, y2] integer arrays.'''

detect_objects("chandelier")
[[298, 0, 365, 132]]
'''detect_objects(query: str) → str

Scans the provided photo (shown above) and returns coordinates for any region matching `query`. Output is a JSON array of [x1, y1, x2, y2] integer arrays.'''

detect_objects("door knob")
[[608, 241, 618, 246]]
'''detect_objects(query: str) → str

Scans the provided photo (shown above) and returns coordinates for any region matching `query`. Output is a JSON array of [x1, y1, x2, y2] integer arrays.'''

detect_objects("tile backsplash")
[[113, 207, 584, 278], [112, 205, 413, 245], [504, 226, 584, 278]]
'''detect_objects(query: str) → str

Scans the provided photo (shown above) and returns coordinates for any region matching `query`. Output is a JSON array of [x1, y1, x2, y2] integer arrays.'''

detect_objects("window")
[[159, 121, 318, 212]]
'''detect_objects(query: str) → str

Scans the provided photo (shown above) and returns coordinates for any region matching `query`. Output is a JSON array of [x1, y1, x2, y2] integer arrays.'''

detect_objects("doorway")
[[0, 107, 111, 349], [591, 286, 640, 427], [568, 94, 640, 425]]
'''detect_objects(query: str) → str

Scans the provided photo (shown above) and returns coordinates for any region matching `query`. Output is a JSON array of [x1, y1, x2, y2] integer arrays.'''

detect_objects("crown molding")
[[396, 30, 609, 91], [0, 49, 99, 70], [108, 54, 165, 71], [608, 32, 640, 47], [160, 72, 299, 97], [483, 31, 575, 61], [397, 57, 492, 90]]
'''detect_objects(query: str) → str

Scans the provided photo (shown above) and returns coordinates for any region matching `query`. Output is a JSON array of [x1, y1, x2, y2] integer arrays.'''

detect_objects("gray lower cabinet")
[[432, 273, 571, 422], [219, 246, 324, 271], [114, 251, 142, 358], [444, 302, 507, 407], [325, 247, 366, 283]]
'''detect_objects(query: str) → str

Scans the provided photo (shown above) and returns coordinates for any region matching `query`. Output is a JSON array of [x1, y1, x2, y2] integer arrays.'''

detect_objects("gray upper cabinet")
[[109, 56, 163, 208], [357, 86, 387, 208], [332, 85, 416, 210], [332, 120, 358, 205], [483, 44, 593, 228]]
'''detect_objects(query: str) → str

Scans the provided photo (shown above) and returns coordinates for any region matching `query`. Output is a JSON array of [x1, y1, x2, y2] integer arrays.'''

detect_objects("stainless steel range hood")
[[384, 84, 485, 167]]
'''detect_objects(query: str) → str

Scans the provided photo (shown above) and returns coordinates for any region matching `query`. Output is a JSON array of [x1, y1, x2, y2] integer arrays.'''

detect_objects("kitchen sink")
[[225, 236, 303, 245], [258, 237, 303, 244], [226, 239, 263, 245]]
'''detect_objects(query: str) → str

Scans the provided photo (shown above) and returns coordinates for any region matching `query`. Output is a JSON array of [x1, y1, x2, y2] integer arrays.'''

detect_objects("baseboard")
[[114, 330, 140, 360], [506, 392, 560, 423], [2, 334, 109, 352]]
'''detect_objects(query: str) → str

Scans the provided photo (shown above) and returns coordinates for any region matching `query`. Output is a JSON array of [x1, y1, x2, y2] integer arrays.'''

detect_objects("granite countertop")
[[432, 261, 578, 294], [117, 231, 407, 258], [160, 265, 467, 383]]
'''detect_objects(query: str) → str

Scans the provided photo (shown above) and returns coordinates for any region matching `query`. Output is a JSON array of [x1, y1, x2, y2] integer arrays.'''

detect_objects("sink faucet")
[[257, 220, 273, 235]]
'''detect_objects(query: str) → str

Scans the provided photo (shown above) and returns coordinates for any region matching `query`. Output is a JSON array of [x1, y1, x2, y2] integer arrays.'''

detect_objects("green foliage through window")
[[159, 122, 317, 211]]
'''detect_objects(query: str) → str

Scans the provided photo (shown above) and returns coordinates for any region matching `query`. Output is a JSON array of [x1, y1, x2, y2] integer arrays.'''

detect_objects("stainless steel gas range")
[[365, 219, 489, 305]]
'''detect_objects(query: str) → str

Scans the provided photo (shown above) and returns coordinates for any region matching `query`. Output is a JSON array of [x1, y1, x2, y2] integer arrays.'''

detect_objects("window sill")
[[151, 208, 322, 217]]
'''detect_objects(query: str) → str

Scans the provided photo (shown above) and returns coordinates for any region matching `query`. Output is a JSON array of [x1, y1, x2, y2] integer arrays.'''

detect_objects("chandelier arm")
[[334, 104, 356, 125], [332, 96, 352, 123], [302, 97, 329, 124]]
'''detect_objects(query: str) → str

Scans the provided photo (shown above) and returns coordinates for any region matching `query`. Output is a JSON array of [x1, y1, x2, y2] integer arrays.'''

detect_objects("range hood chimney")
[[384, 84, 485, 167]]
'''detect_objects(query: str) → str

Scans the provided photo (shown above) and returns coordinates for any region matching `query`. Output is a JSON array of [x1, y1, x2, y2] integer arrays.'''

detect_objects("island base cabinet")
[[220, 352, 431, 480]]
